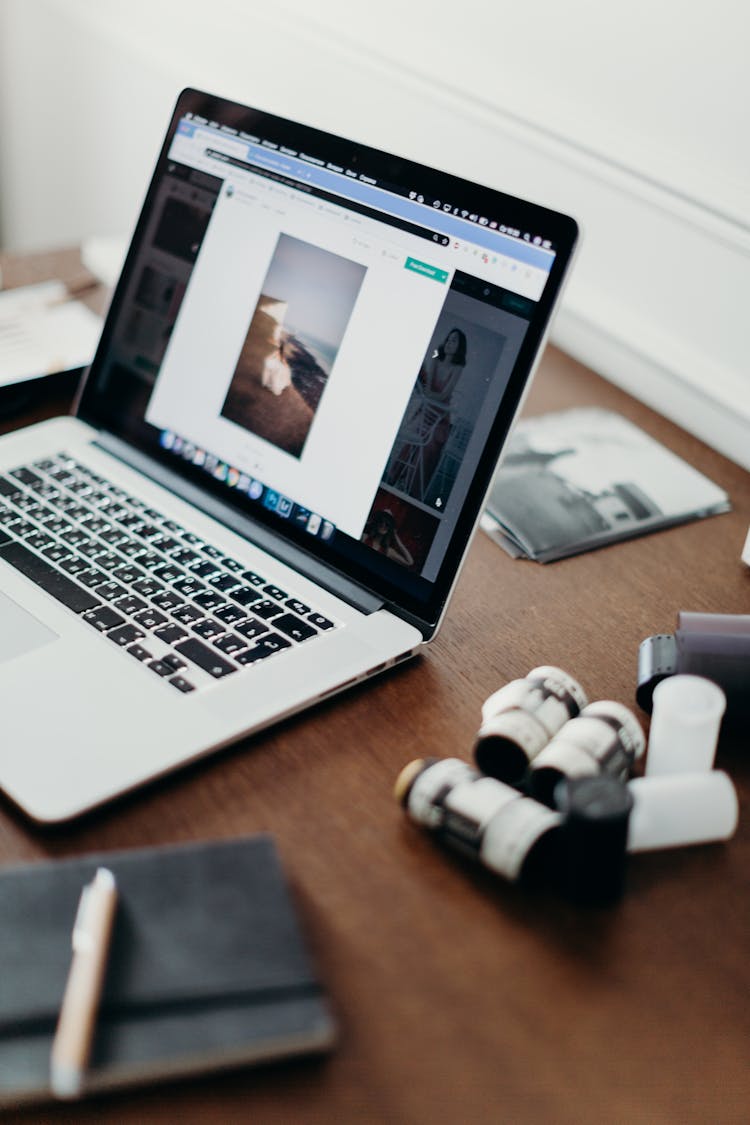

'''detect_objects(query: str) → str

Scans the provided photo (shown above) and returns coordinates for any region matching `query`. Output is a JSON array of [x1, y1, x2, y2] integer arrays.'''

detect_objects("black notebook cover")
[[0, 835, 335, 1105]]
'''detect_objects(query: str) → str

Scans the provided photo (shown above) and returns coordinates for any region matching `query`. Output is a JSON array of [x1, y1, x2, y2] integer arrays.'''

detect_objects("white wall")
[[1, 0, 748, 467]]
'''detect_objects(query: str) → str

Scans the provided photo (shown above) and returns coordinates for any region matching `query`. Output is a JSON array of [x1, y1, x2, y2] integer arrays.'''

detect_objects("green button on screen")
[[404, 257, 449, 283]]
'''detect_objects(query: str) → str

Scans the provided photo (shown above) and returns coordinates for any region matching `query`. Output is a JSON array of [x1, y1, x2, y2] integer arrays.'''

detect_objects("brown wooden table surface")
[[1, 250, 748, 1124]]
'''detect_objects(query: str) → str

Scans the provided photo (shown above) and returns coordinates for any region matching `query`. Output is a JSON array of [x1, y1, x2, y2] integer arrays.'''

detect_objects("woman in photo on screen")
[[387, 328, 468, 500], [362, 509, 414, 568]]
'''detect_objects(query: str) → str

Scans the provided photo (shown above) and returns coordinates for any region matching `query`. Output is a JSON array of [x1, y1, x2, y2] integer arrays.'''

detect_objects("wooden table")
[[1, 250, 749, 1124]]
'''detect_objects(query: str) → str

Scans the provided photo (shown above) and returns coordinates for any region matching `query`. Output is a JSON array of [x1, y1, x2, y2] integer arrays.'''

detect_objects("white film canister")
[[528, 700, 645, 807], [646, 674, 727, 775], [476, 667, 588, 784], [627, 771, 738, 852]]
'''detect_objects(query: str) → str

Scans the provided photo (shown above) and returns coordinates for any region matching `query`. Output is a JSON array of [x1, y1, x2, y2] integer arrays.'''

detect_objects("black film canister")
[[554, 776, 634, 906]]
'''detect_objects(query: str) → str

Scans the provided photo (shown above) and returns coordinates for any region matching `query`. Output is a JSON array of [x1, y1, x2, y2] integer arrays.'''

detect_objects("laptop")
[[0, 88, 578, 823]]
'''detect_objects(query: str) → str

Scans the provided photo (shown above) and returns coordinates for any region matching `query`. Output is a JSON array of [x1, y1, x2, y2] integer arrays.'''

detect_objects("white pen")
[[50, 867, 118, 1099]]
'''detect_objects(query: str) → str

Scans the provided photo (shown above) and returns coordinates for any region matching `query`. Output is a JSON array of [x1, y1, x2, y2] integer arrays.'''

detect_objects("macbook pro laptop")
[[0, 89, 578, 822]]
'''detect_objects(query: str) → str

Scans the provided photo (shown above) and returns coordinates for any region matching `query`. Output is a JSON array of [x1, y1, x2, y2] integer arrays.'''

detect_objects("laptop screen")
[[79, 89, 577, 628]]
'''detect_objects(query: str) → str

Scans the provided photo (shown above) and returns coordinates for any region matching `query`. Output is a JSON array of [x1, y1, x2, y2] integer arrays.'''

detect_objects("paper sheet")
[[0, 280, 103, 388]]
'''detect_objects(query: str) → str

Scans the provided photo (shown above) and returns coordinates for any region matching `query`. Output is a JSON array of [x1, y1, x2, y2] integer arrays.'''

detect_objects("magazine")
[[482, 408, 731, 562]]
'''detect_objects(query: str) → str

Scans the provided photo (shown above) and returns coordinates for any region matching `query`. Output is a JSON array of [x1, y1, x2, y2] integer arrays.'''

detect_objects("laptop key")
[[241, 569, 265, 587], [132, 577, 165, 598], [96, 581, 129, 602], [61, 528, 89, 547], [263, 585, 287, 601], [94, 551, 123, 570], [60, 556, 90, 576], [25, 531, 55, 551], [273, 612, 317, 643], [151, 590, 184, 611], [42, 543, 73, 564], [208, 573, 241, 593], [174, 639, 236, 679], [10, 467, 43, 487], [230, 586, 262, 607], [214, 603, 248, 626], [133, 608, 168, 630], [152, 564, 184, 584], [118, 538, 148, 557], [0, 540, 101, 614], [82, 606, 126, 632], [112, 565, 146, 584], [249, 599, 285, 620], [127, 644, 152, 662], [78, 539, 107, 558], [213, 633, 248, 656], [192, 619, 224, 640], [151, 535, 180, 553], [77, 567, 109, 589], [133, 551, 164, 571], [108, 624, 146, 646], [155, 623, 188, 644], [308, 613, 335, 630], [234, 618, 269, 640], [173, 577, 205, 598], [191, 560, 221, 579], [171, 547, 200, 566], [100, 527, 130, 546], [193, 590, 226, 611], [169, 676, 195, 693], [235, 634, 292, 664], [172, 604, 204, 624], [0, 476, 22, 497], [13, 519, 37, 537], [286, 598, 311, 615], [162, 653, 187, 672], [147, 660, 173, 677], [113, 594, 148, 616]]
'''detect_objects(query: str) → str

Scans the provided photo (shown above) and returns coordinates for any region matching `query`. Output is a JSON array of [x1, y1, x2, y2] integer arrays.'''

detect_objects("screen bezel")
[[77, 87, 579, 633]]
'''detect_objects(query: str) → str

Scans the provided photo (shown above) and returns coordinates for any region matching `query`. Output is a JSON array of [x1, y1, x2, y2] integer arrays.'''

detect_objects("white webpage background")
[[146, 180, 448, 537]]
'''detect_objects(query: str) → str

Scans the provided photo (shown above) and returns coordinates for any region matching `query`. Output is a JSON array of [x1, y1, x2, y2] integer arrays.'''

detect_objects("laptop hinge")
[[93, 433, 384, 616]]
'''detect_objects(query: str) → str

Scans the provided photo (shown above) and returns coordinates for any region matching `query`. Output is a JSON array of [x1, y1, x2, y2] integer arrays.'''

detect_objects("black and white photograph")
[[484, 407, 730, 561]]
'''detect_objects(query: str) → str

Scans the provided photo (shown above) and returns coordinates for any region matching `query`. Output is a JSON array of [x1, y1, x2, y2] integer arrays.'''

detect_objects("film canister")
[[395, 756, 562, 886], [554, 776, 633, 906], [528, 700, 645, 807], [475, 666, 588, 786], [645, 674, 726, 775], [627, 770, 738, 852]]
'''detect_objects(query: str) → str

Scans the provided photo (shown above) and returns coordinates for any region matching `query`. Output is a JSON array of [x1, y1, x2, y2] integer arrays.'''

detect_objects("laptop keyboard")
[[0, 453, 337, 694]]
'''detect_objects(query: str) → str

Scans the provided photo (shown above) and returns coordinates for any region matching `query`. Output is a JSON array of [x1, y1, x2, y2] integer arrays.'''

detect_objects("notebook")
[[0, 88, 578, 822], [0, 835, 335, 1105]]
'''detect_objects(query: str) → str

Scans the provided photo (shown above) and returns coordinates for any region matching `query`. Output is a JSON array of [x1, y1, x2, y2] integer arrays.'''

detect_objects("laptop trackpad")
[[0, 591, 58, 664]]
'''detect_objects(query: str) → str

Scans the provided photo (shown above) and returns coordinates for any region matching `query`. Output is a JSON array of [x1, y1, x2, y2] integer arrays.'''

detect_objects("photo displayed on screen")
[[221, 233, 366, 458], [383, 309, 503, 510], [362, 488, 441, 572], [360, 286, 509, 569]]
